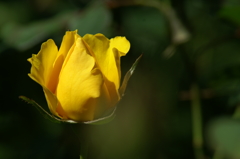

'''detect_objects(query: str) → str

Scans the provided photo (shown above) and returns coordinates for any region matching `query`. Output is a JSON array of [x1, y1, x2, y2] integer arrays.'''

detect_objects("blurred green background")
[[1, 0, 240, 158]]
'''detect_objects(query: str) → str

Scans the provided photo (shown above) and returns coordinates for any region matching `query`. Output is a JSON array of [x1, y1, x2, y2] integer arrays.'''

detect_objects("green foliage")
[[0, 1, 112, 51], [219, 0, 240, 25], [208, 117, 240, 158], [117, 5, 169, 55], [2, 0, 240, 159], [68, 1, 112, 36]]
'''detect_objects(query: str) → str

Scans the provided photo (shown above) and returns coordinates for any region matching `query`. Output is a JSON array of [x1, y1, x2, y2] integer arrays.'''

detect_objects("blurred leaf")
[[219, 6, 240, 25], [118, 6, 168, 55], [219, 1, 240, 25], [233, 106, 240, 119], [0, 10, 74, 51], [229, 94, 240, 106], [1, 22, 54, 51], [197, 41, 240, 105], [68, 1, 112, 36], [184, 0, 233, 59], [0, 2, 30, 26], [209, 78, 240, 106], [0, 1, 112, 51], [208, 117, 240, 158], [137, 0, 190, 58], [197, 41, 240, 79]]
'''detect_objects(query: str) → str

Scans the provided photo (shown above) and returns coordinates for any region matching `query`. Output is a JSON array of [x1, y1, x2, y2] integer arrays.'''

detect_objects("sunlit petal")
[[56, 37, 103, 121], [28, 39, 58, 90]]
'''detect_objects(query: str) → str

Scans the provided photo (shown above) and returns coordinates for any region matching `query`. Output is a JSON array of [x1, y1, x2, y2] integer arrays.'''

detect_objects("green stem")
[[79, 126, 89, 159], [80, 139, 89, 159], [71, 125, 89, 159], [190, 84, 205, 159]]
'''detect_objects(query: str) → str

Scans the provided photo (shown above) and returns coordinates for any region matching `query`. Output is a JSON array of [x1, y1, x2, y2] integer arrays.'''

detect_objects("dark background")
[[1, 0, 240, 158]]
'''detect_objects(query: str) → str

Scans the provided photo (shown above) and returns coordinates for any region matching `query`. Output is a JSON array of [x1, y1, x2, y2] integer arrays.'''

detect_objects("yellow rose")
[[28, 30, 130, 122]]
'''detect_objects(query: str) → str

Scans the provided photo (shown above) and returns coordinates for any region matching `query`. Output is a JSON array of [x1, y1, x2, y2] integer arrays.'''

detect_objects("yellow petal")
[[110, 36, 130, 57], [28, 74, 62, 117], [109, 36, 130, 82], [82, 34, 130, 106], [56, 37, 103, 122], [83, 34, 130, 88], [28, 39, 58, 90], [93, 82, 113, 119], [56, 30, 79, 60], [47, 30, 80, 93], [42, 87, 62, 117]]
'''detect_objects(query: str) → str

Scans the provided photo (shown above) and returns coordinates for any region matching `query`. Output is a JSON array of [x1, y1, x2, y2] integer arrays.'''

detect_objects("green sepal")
[[19, 96, 77, 124], [19, 96, 116, 125], [83, 107, 116, 125], [119, 54, 142, 96]]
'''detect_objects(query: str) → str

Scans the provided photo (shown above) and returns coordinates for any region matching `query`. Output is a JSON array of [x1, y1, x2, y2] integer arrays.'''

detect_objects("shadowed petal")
[[28, 74, 63, 117]]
